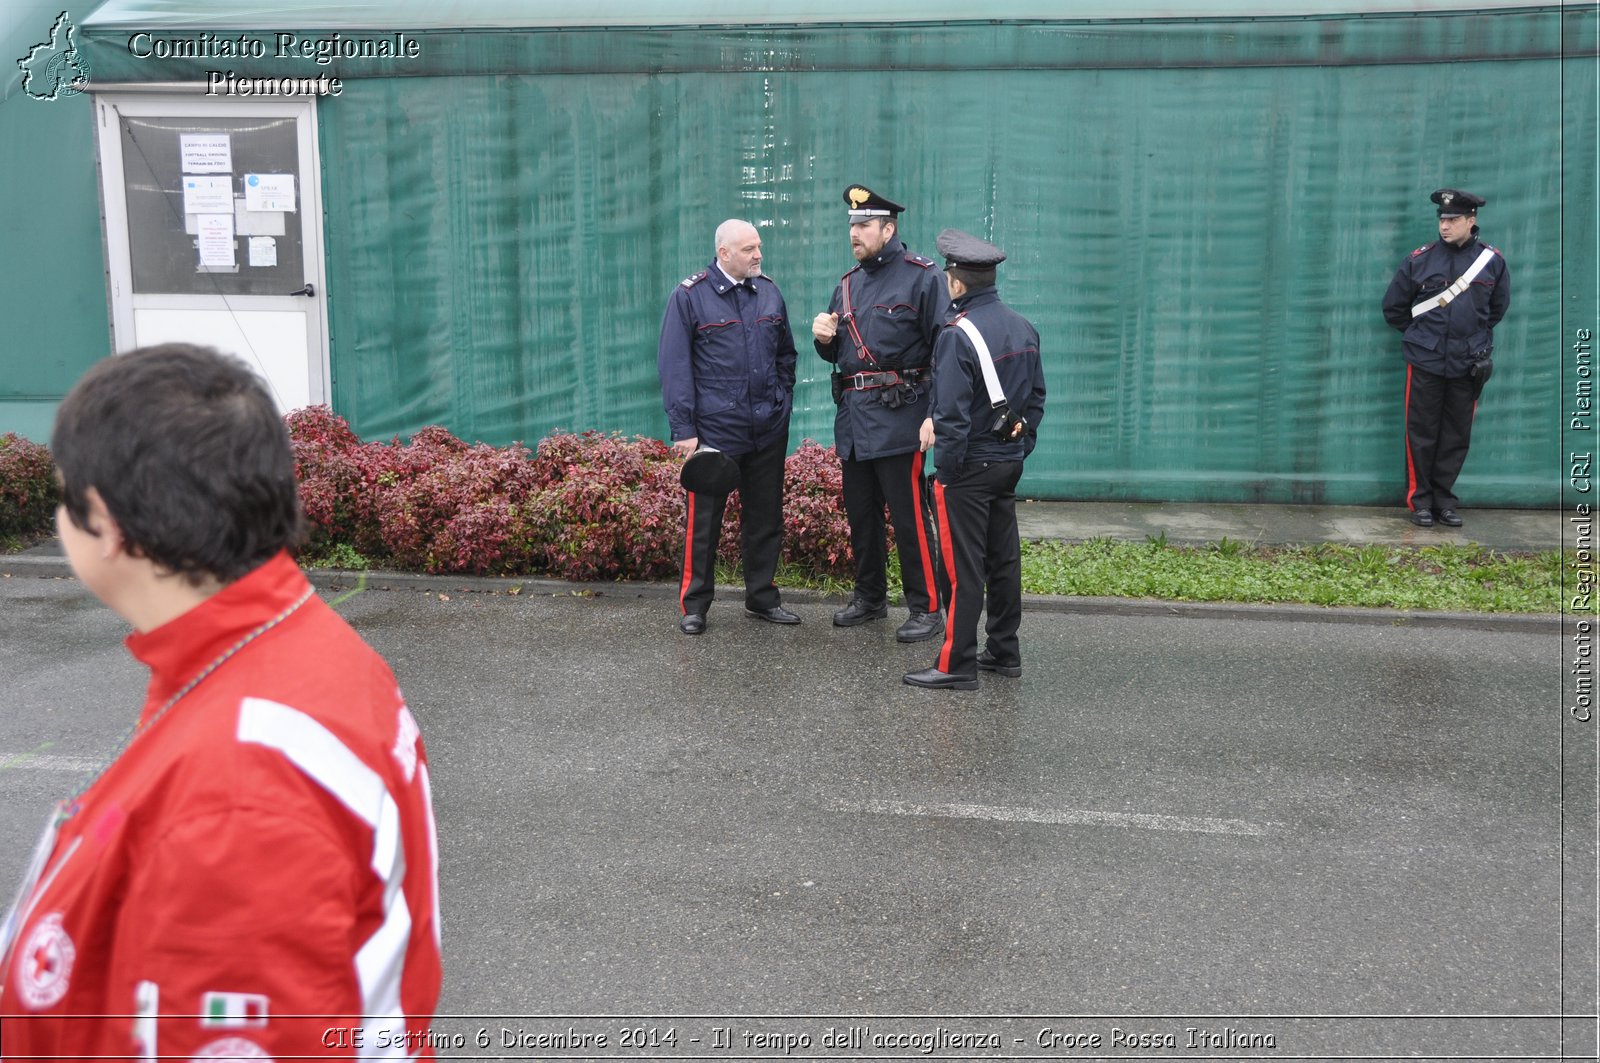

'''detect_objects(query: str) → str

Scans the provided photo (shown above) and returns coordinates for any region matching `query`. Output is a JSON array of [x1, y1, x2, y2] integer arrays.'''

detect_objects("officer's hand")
[[812, 312, 839, 342], [919, 417, 934, 453], [672, 436, 698, 457]]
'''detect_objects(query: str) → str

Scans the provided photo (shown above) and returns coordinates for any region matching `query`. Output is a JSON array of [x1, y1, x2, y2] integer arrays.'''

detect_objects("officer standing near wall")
[[906, 229, 1045, 691], [1381, 188, 1511, 528], [812, 185, 948, 643], [659, 219, 801, 635]]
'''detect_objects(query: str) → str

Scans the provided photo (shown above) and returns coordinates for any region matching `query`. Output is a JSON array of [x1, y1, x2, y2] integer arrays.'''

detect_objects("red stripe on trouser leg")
[[933, 480, 959, 674], [909, 457, 939, 605], [1403, 365, 1419, 511], [679, 491, 695, 614]]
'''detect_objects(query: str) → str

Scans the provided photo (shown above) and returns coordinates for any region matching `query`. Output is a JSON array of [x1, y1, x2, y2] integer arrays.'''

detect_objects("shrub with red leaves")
[[371, 441, 544, 574], [783, 440, 862, 578], [286, 406, 372, 554], [285, 412, 862, 582], [527, 431, 684, 581], [0, 433, 58, 540]]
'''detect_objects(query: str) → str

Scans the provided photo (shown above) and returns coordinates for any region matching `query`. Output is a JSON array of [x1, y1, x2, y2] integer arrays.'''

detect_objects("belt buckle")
[[849, 373, 869, 390]]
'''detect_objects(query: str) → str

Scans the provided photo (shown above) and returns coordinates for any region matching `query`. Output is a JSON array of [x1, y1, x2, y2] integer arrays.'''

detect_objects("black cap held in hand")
[[679, 447, 740, 496]]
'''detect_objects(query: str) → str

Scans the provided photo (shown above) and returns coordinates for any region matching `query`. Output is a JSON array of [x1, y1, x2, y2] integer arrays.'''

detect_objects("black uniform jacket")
[[658, 263, 798, 457], [1381, 231, 1510, 378], [929, 286, 1045, 484], [814, 236, 947, 460]]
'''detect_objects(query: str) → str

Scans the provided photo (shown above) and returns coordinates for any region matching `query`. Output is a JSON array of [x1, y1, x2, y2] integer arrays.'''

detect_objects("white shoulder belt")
[[953, 316, 1006, 406], [1411, 246, 1497, 318]]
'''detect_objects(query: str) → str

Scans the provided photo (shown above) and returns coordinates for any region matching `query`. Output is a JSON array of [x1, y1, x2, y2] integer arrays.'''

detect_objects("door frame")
[[90, 85, 330, 409]]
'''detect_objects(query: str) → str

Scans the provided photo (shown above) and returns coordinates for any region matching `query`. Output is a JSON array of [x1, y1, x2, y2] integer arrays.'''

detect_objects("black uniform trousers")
[[1404, 365, 1477, 512], [678, 437, 786, 616], [930, 460, 1024, 678], [840, 450, 944, 614]]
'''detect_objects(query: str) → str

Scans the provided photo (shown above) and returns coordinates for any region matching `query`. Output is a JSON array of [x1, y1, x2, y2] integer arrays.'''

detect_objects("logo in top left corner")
[[17, 11, 92, 101]]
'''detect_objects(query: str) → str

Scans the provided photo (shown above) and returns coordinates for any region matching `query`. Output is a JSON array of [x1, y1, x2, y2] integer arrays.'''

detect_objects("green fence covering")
[[73, 6, 1598, 505]]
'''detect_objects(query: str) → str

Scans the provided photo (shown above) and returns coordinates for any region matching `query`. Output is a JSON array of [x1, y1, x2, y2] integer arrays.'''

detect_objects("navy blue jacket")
[[929, 286, 1045, 483], [658, 263, 798, 456], [1381, 231, 1510, 378], [814, 236, 947, 460]]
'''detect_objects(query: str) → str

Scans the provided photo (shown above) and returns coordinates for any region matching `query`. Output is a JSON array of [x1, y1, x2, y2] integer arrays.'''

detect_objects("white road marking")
[[836, 798, 1276, 836], [0, 754, 102, 773]]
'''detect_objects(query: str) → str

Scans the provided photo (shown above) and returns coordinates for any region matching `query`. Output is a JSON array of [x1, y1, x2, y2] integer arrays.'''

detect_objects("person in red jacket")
[[1, 344, 442, 1058]]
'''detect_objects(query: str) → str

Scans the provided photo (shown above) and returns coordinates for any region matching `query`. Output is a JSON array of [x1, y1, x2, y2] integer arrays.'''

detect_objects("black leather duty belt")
[[843, 367, 927, 391]]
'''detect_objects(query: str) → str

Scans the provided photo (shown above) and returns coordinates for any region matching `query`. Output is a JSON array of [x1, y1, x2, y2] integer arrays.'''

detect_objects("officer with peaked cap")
[[905, 228, 1045, 690], [659, 218, 801, 635], [812, 185, 948, 642], [1381, 187, 1511, 529]]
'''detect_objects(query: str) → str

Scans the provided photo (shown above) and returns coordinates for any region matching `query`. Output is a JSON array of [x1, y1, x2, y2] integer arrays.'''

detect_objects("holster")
[[1469, 347, 1494, 398], [830, 372, 845, 405]]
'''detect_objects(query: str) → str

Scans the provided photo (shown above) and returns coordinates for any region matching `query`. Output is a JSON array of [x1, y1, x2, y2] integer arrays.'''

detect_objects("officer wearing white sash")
[[905, 229, 1045, 690], [1381, 188, 1511, 528]]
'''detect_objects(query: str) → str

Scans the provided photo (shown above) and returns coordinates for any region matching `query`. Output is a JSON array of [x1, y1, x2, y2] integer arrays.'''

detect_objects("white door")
[[93, 92, 328, 412]]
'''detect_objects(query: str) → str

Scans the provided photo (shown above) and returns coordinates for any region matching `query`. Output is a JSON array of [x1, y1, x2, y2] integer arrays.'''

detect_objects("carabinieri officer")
[[812, 185, 948, 643], [1381, 187, 1511, 529], [906, 229, 1045, 691], [659, 219, 801, 635]]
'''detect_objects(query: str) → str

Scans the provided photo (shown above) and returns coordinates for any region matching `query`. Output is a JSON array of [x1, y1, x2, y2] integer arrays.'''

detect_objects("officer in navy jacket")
[[658, 219, 800, 635], [1381, 188, 1511, 528], [905, 229, 1045, 691], [812, 185, 948, 643]]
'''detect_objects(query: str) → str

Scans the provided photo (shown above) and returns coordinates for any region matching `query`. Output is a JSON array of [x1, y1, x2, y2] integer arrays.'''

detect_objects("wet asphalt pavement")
[[0, 570, 1586, 1060]]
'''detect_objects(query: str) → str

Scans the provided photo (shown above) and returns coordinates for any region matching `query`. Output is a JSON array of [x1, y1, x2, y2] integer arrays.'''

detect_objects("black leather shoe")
[[1437, 508, 1463, 527], [745, 604, 802, 625], [902, 667, 979, 691], [833, 598, 888, 627], [895, 611, 944, 643], [679, 613, 706, 635], [1409, 508, 1435, 528], [976, 650, 1022, 678]]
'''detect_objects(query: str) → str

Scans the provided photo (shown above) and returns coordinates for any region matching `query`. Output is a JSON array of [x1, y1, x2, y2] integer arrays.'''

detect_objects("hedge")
[[0, 413, 865, 580], [288, 407, 859, 580], [0, 433, 58, 541]]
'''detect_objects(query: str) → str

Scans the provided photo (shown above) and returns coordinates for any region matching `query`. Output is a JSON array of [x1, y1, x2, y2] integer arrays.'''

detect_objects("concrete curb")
[[1, 553, 1560, 633]]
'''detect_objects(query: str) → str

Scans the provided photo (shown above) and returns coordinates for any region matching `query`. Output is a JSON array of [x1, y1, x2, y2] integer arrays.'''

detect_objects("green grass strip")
[[1020, 537, 1566, 614]]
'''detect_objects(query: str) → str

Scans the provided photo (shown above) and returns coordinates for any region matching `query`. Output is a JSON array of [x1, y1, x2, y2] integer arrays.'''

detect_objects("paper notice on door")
[[183, 176, 233, 215], [248, 237, 278, 268], [181, 134, 232, 174], [197, 214, 236, 267], [244, 174, 296, 212]]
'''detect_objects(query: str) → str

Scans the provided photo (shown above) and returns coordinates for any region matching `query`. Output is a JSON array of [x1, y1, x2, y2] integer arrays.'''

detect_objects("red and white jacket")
[[1, 552, 442, 1060]]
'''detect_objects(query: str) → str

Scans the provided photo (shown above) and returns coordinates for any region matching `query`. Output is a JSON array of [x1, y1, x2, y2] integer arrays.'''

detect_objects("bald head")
[[715, 219, 763, 282]]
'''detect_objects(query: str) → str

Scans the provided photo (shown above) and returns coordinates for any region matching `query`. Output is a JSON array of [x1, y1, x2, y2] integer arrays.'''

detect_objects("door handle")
[[287, 283, 316, 297]]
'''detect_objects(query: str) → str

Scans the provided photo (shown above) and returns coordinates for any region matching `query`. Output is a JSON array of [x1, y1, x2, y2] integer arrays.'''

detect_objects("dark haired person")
[[1382, 187, 1511, 528], [1, 344, 442, 1055], [812, 185, 947, 643], [906, 230, 1045, 690]]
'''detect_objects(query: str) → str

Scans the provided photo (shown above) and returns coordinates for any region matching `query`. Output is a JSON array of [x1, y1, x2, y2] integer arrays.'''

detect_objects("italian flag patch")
[[201, 991, 269, 1028]]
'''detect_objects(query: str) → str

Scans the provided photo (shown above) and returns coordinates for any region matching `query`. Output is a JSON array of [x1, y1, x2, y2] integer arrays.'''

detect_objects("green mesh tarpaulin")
[[78, 6, 1599, 503]]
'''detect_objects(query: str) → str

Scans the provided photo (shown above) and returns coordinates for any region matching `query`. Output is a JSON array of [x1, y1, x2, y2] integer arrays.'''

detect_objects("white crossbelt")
[[1411, 246, 1497, 318], [953, 316, 1007, 406]]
